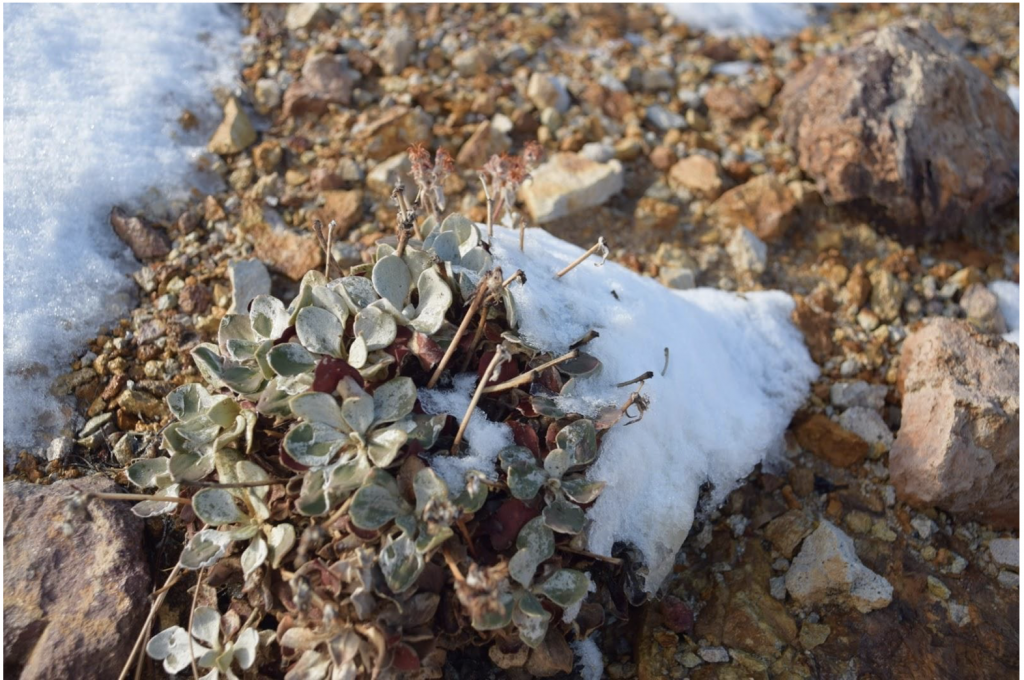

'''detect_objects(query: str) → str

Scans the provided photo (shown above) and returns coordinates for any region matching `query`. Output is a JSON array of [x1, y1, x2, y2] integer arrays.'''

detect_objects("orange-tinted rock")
[[794, 414, 869, 468], [668, 155, 723, 200], [709, 173, 797, 243]]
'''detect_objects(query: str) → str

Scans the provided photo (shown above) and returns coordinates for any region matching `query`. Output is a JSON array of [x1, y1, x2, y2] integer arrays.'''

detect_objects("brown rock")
[[251, 223, 322, 281], [843, 263, 872, 310], [252, 140, 282, 174], [309, 167, 346, 191], [321, 189, 364, 234], [765, 509, 815, 559], [456, 120, 511, 169], [668, 155, 724, 200], [709, 173, 797, 243], [705, 85, 760, 121], [282, 53, 356, 118], [648, 145, 676, 171], [208, 97, 256, 155], [4, 476, 150, 679], [779, 19, 1018, 242], [634, 197, 681, 232], [790, 292, 834, 364], [109, 207, 170, 261], [356, 107, 433, 161], [890, 318, 1019, 527], [960, 283, 1008, 335], [178, 283, 211, 315], [794, 414, 869, 468]]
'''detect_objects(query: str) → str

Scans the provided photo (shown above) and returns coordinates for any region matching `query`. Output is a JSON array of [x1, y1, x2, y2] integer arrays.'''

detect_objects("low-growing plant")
[[71, 144, 639, 679]]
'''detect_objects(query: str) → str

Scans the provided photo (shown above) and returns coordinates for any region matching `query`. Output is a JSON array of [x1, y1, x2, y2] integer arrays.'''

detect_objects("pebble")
[[45, 436, 74, 463], [527, 72, 570, 113], [988, 538, 1019, 570], [997, 570, 1018, 589], [911, 515, 938, 540], [698, 646, 730, 664], [927, 575, 951, 600], [799, 622, 831, 650], [519, 153, 624, 224], [726, 227, 768, 274], [647, 105, 687, 131], [838, 407, 894, 452], [830, 380, 888, 411]]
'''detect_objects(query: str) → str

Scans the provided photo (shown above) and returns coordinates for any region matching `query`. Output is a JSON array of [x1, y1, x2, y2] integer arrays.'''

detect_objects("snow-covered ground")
[[665, 3, 815, 39], [3, 4, 241, 454], [990, 281, 1020, 345], [423, 225, 817, 591]]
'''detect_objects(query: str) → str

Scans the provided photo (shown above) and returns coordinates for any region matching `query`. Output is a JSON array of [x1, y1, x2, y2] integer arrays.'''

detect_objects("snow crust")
[[3, 5, 241, 453], [422, 225, 816, 591], [990, 281, 1019, 346], [571, 637, 604, 680], [665, 3, 814, 39]]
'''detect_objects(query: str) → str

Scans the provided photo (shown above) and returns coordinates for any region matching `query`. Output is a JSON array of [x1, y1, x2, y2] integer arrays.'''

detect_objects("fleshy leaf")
[[127, 458, 170, 488], [311, 284, 350, 325], [409, 269, 453, 335], [348, 334, 368, 369], [353, 305, 397, 351], [509, 517, 555, 587], [249, 295, 289, 340], [413, 468, 449, 516], [372, 377, 417, 425], [543, 448, 571, 481], [336, 276, 378, 311], [146, 626, 208, 675], [166, 383, 211, 421], [372, 254, 413, 310], [233, 627, 260, 670], [453, 471, 488, 514], [192, 488, 247, 526], [379, 534, 424, 594], [513, 591, 552, 648], [267, 342, 316, 377], [267, 523, 296, 569], [555, 419, 598, 467], [190, 606, 221, 648], [542, 495, 586, 535], [498, 445, 535, 471], [508, 462, 546, 501], [283, 421, 346, 468], [291, 392, 347, 431], [131, 483, 181, 518], [471, 591, 515, 631], [329, 454, 372, 493], [296, 306, 344, 358], [180, 529, 233, 570], [366, 427, 408, 467], [349, 483, 408, 530], [241, 535, 268, 578], [560, 476, 606, 505], [537, 569, 590, 608]]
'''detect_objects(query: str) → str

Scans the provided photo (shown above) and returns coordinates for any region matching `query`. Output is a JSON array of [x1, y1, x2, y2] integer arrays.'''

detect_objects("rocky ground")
[[4, 4, 1019, 679]]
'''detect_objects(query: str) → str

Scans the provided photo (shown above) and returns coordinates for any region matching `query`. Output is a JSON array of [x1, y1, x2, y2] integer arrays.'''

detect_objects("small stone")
[[252, 141, 282, 174], [208, 97, 256, 155], [988, 538, 1019, 570], [285, 3, 330, 31], [910, 515, 938, 540], [109, 207, 170, 261], [709, 173, 797, 243], [680, 652, 703, 668], [648, 145, 676, 171], [636, 197, 681, 233], [253, 78, 282, 115], [284, 53, 357, 117], [705, 85, 759, 120], [321, 189, 364, 233], [642, 67, 674, 91], [156, 293, 177, 311], [726, 227, 767, 274], [921, 545, 938, 561], [228, 259, 271, 314], [646, 105, 687, 131], [770, 576, 787, 601], [373, 26, 415, 76], [927, 575, 951, 600], [668, 155, 724, 200], [857, 307, 881, 332], [178, 284, 211, 315], [520, 153, 624, 224], [456, 120, 511, 169], [250, 223, 322, 281], [960, 283, 1009, 334], [527, 72, 569, 113], [46, 436, 74, 463], [845, 511, 874, 535], [947, 602, 970, 627], [830, 380, 887, 411], [659, 267, 696, 290], [870, 520, 897, 543], [798, 622, 831, 650], [869, 269, 905, 322], [838, 407, 894, 453], [698, 647, 730, 664], [579, 142, 614, 163], [786, 520, 893, 613], [453, 45, 493, 76], [794, 414, 869, 468], [117, 389, 164, 420], [765, 510, 815, 559], [998, 571, 1018, 589], [367, 152, 413, 196]]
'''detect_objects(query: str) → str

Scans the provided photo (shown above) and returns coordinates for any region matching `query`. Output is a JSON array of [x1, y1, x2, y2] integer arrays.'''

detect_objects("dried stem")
[[555, 237, 607, 278], [501, 269, 525, 289], [557, 544, 624, 566], [183, 478, 289, 489], [87, 491, 191, 506], [662, 347, 670, 377], [442, 546, 465, 583], [188, 567, 206, 680], [453, 346, 508, 452], [491, 194, 506, 227], [427, 273, 498, 389], [311, 220, 342, 279], [616, 371, 653, 389], [517, 213, 525, 252], [324, 221, 334, 279], [479, 173, 493, 240], [481, 349, 579, 394], [118, 561, 184, 680]]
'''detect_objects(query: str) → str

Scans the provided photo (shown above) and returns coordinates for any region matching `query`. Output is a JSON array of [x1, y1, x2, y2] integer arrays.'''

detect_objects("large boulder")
[[890, 318, 1019, 527], [4, 476, 151, 679], [780, 19, 1018, 243]]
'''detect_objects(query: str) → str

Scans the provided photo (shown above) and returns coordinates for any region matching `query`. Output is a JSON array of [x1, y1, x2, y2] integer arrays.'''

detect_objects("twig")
[[453, 346, 509, 452], [501, 269, 525, 290], [182, 478, 289, 489], [616, 371, 653, 389], [87, 491, 191, 506], [311, 220, 342, 278], [442, 546, 465, 583], [481, 349, 579, 394], [324, 221, 334, 279], [149, 573, 184, 599], [517, 213, 525, 252], [118, 561, 184, 680], [662, 347, 670, 377], [557, 544, 624, 566], [323, 494, 354, 529], [570, 330, 600, 349], [479, 173, 493, 240], [427, 272, 499, 389], [188, 567, 206, 680], [555, 237, 607, 278]]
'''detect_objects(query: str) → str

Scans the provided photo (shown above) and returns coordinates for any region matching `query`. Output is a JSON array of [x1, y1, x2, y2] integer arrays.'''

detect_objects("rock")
[[309, 167, 345, 191], [726, 227, 767, 274], [635, 197, 680, 233], [705, 85, 760, 121], [779, 19, 1018, 243], [285, 3, 331, 31], [253, 78, 282, 115], [791, 292, 834, 364], [453, 45, 493, 76], [831, 380, 888, 411], [373, 26, 416, 76], [997, 571, 1018, 589], [367, 152, 413, 196], [709, 174, 797, 243], [251, 223, 323, 281], [46, 436, 74, 463], [989, 538, 1019, 569], [178, 283, 211, 316], [228, 259, 271, 314], [208, 97, 256, 155], [926, 575, 951, 600], [252, 140, 282, 174], [527, 72, 570, 113], [659, 267, 696, 290], [4, 476, 150, 679], [794, 414, 869, 468], [520, 153, 624, 224], [764, 510, 814, 559], [960, 283, 1009, 334], [838, 407, 894, 453], [890, 318, 1019, 527], [109, 207, 170, 261], [798, 622, 831, 650], [579, 142, 614, 163], [356, 107, 432, 160], [668, 155, 724, 200], [117, 388, 164, 419], [456, 120, 511, 169], [786, 521, 893, 613], [321, 189, 364, 233], [869, 269, 905, 322], [646, 105, 687, 131], [648, 145, 676, 171], [642, 67, 674, 92], [699, 647, 730, 664], [283, 53, 356, 117]]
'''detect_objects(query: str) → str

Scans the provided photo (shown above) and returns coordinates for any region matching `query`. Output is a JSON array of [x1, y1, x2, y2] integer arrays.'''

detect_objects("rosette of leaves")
[[146, 607, 267, 680], [467, 517, 592, 649], [283, 376, 421, 516], [498, 418, 603, 535], [180, 451, 296, 575], [419, 213, 503, 301], [347, 467, 488, 594]]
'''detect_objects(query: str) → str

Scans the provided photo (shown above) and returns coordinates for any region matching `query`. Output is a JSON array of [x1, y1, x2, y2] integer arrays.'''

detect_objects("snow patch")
[[990, 280, 1019, 345], [3, 5, 241, 454], [1007, 85, 1019, 111], [665, 3, 814, 39], [431, 226, 816, 591], [571, 637, 604, 680]]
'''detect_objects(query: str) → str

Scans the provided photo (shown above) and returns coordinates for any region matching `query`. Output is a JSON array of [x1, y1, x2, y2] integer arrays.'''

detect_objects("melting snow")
[[990, 281, 1020, 346], [422, 225, 816, 591], [665, 3, 815, 39], [3, 4, 241, 455]]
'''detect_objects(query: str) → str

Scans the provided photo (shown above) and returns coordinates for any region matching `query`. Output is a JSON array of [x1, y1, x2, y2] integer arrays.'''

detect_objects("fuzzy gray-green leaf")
[[267, 343, 316, 377], [509, 517, 555, 587], [192, 488, 247, 526], [372, 377, 417, 425], [349, 483, 407, 530], [296, 306, 344, 358], [537, 569, 590, 608]]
